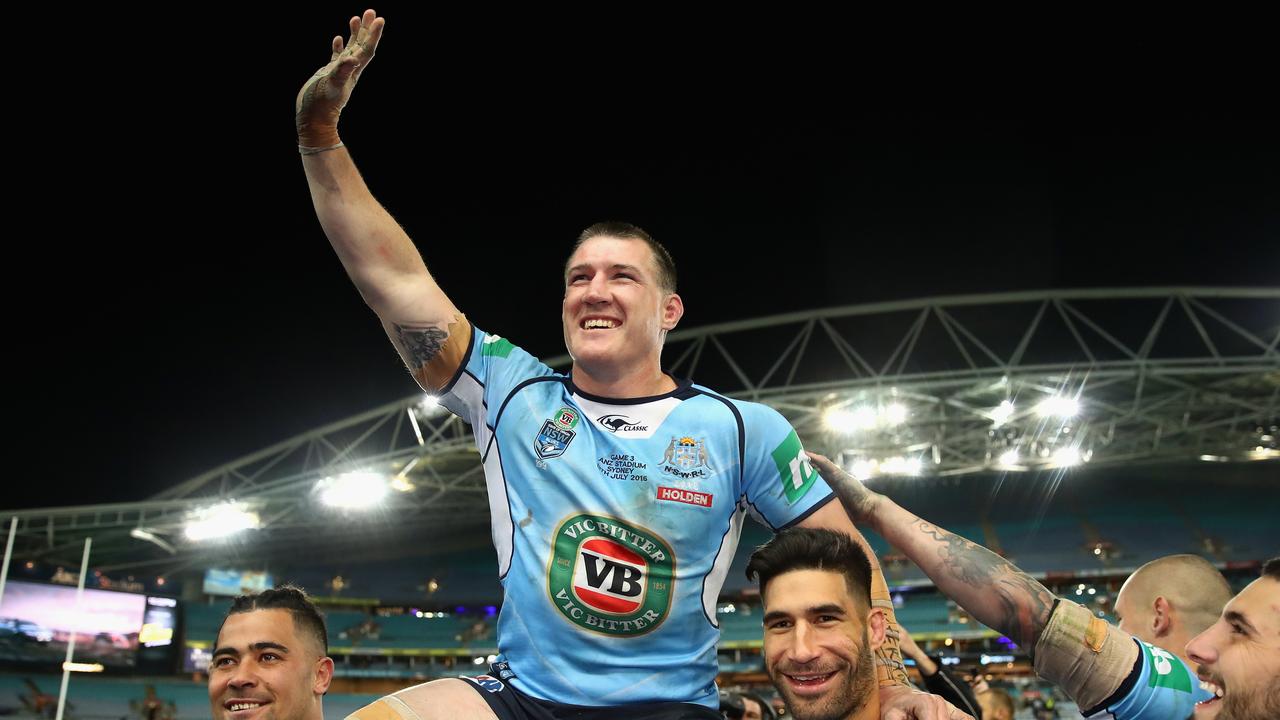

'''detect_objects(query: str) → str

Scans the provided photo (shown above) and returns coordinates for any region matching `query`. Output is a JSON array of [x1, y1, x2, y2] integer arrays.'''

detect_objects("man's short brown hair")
[[569, 221, 678, 294]]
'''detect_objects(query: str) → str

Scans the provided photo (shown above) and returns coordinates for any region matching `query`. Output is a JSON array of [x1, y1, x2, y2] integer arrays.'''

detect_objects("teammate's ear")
[[1151, 596, 1172, 636]]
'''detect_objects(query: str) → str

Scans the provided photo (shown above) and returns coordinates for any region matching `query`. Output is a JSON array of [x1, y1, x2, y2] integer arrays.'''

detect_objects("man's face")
[[741, 696, 764, 720], [1186, 577, 1280, 720], [208, 609, 332, 720], [562, 236, 681, 376], [763, 569, 881, 720], [1113, 580, 1156, 645]]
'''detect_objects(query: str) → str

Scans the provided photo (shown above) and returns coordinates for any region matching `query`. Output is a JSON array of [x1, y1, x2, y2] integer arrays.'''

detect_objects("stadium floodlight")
[[1036, 395, 1080, 418], [849, 458, 876, 481], [129, 528, 177, 555], [319, 471, 389, 509], [824, 408, 858, 434], [989, 400, 1015, 426], [184, 502, 260, 542], [852, 406, 878, 430], [1051, 446, 1082, 467], [880, 456, 920, 476], [884, 403, 908, 426], [998, 449, 1020, 467]]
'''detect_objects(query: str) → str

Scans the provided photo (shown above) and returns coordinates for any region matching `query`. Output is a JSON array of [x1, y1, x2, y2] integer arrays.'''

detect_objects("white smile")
[[582, 318, 619, 329], [784, 671, 836, 688], [228, 703, 263, 712]]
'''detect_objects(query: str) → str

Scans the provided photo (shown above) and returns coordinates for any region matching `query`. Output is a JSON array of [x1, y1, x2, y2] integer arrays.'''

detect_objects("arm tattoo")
[[823, 468, 880, 521], [391, 323, 449, 370], [913, 519, 1056, 649], [875, 632, 911, 686]]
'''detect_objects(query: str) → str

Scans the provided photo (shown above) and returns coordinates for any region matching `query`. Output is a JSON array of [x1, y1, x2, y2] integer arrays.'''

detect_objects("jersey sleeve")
[[1083, 639, 1212, 719], [437, 326, 555, 443], [737, 402, 835, 530]]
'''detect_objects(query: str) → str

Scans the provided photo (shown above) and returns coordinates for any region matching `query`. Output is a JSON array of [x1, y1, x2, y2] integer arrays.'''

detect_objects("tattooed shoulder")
[[392, 322, 449, 368]]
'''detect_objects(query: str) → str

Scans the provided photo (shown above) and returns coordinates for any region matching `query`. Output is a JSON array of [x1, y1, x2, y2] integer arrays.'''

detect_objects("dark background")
[[12, 8, 1278, 509]]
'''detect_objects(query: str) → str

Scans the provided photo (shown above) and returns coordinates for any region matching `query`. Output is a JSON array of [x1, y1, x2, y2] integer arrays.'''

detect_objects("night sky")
[[13, 9, 1278, 511]]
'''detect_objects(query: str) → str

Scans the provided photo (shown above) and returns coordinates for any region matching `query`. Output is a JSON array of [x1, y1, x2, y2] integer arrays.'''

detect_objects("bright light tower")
[[824, 408, 858, 434], [184, 502, 260, 542], [1037, 395, 1080, 418], [990, 400, 1015, 426], [319, 471, 390, 509], [1051, 446, 1083, 467], [884, 403, 908, 426], [848, 458, 877, 481]]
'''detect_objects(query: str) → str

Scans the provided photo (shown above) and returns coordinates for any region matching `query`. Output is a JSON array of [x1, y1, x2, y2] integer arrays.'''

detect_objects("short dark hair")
[[740, 691, 778, 720], [745, 527, 873, 610], [1263, 557, 1280, 581], [217, 584, 328, 656], [569, 221, 678, 293], [983, 688, 1015, 715]]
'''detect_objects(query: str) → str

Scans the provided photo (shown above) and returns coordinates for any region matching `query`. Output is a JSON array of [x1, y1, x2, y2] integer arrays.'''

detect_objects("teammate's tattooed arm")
[[807, 453, 1057, 648]]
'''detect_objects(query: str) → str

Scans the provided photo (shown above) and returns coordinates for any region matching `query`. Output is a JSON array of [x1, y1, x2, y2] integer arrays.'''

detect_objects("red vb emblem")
[[575, 538, 646, 613], [548, 515, 675, 636]]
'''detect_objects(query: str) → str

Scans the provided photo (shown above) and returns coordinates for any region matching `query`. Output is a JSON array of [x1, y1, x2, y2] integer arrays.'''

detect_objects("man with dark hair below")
[[746, 528, 973, 720], [972, 688, 1012, 720], [294, 9, 961, 720], [740, 692, 778, 720], [806, 451, 1280, 720], [1112, 554, 1232, 667], [209, 585, 334, 720], [897, 627, 982, 719]]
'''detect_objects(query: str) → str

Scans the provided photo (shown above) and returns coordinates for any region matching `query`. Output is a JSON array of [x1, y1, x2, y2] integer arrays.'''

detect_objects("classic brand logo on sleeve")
[[534, 407, 580, 461], [771, 430, 817, 504], [547, 515, 675, 637]]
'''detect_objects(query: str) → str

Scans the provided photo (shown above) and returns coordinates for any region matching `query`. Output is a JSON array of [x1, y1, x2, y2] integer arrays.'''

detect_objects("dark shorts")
[[461, 668, 721, 720]]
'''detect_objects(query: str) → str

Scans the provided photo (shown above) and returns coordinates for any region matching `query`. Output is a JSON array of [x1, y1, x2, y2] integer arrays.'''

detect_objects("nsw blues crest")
[[535, 406, 580, 460]]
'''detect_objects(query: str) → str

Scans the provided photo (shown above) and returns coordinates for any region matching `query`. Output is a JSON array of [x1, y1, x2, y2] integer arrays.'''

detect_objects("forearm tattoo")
[[823, 468, 880, 521], [875, 629, 911, 686], [391, 322, 449, 370], [913, 518, 1056, 649]]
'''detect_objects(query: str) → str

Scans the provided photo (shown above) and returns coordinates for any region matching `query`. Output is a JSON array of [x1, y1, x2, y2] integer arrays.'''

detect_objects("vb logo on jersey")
[[548, 514, 675, 637], [535, 406, 580, 461]]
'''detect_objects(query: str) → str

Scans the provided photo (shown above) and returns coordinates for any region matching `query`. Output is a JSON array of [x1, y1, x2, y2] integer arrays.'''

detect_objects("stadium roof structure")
[[5, 287, 1277, 575]]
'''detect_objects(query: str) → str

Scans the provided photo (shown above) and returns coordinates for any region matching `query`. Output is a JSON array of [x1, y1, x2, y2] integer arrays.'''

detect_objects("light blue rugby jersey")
[[1083, 639, 1212, 720], [437, 326, 836, 709]]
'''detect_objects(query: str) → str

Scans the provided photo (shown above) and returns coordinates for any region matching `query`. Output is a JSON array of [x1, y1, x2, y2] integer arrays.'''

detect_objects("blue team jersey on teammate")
[[1083, 639, 1212, 719], [438, 326, 835, 709]]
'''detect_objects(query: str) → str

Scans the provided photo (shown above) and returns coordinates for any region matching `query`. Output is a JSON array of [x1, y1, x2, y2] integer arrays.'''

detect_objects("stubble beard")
[[1217, 676, 1280, 720], [771, 635, 876, 720]]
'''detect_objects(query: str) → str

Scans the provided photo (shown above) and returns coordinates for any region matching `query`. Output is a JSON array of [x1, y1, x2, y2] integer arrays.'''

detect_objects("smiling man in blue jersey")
[[293, 10, 965, 720]]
